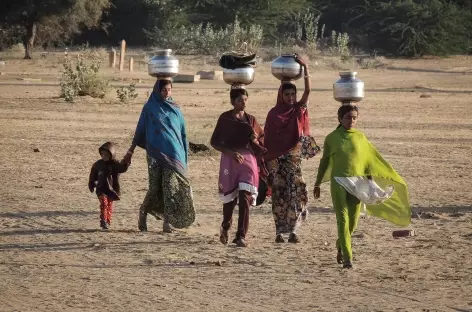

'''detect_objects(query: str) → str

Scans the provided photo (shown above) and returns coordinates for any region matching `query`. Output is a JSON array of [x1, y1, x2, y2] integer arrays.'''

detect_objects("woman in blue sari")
[[124, 80, 195, 232]]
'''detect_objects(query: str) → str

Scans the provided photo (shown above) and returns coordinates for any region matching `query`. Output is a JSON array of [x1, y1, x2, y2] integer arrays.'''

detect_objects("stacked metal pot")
[[219, 54, 257, 89], [222, 66, 255, 89]]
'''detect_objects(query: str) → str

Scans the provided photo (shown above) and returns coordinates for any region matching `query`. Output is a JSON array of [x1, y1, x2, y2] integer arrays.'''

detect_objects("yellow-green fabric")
[[315, 126, 411, 227], [332, 182, 361, 262]]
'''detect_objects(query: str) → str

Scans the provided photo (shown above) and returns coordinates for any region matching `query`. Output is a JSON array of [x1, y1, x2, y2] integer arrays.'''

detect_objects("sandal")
[[275, 234, 285, 243], [288, 233, 300, 243], [235, 238, 248, 248], [301, 210, 308, 222], [138, 209, 147, 232], [337, 248, 343, 264], [162, 220, 174, 233], [100, 219, 109, 230], [219, 227, 229, 245], [343, 260, 353, 269]]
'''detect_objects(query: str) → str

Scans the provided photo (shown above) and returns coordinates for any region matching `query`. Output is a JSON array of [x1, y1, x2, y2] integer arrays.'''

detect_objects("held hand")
[[313, 186, 320, 199], [250, 130, 258, 143], [123, 151, 133, 165], [232, 152, 245, 164]]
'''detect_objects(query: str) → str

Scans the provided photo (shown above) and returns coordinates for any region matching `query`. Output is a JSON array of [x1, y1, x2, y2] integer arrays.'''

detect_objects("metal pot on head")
[[148, 49, 179, 79], [222, 66, 255, 86], [333, 71, 364, 104], [271, 54, 303, 81]]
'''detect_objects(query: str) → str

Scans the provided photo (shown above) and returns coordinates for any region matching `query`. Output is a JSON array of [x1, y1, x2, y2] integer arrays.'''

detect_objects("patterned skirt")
[[269, 154, 308, 235], [141, 155, 195, 229]]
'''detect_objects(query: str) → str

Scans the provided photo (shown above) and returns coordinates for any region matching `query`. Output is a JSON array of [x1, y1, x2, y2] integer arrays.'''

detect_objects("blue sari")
[[134, 91, 195, 229], [133, 92, 188, 176]]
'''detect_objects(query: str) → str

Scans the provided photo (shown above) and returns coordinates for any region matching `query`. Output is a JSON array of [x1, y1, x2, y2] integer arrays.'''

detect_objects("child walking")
[[89, 142, 129, 229], [314, 105, 411, 269]]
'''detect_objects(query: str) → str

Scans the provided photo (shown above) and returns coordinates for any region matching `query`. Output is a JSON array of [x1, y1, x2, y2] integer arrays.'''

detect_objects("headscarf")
[[153, 79, 174, 102], [263, 83, 310, 161], [133, 79, 188, 176]]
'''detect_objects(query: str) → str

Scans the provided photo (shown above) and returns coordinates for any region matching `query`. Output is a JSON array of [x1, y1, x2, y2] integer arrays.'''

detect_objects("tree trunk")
[[23, 21, 37, 60]]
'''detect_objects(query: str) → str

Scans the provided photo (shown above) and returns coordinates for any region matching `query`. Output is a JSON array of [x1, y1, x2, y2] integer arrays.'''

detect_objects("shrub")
[[116, 84, 138, 103], [145, 17, 263, 56], [358, 56, 388, 69], [60, 53, 109, 102], [361, 0, 472, 56], [329, 31, 350, 58]]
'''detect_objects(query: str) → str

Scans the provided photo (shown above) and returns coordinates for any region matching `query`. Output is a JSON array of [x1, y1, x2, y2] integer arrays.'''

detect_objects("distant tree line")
[[1, 0, 471, 58]]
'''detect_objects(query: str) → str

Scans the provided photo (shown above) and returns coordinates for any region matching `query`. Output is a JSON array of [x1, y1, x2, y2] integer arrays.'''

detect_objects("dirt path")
[[1, 57, 472, 312]]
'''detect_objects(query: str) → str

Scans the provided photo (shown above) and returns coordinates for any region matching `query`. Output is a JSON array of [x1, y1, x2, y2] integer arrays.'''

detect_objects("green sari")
[[315, 126, 411, 226]]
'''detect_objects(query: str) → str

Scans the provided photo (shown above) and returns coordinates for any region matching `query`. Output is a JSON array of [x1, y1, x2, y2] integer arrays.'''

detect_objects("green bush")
[[329, 30, 350, 57], [145, 17, 263, 56], [116, 84, 138, 103], [60, 54, 110, 102]]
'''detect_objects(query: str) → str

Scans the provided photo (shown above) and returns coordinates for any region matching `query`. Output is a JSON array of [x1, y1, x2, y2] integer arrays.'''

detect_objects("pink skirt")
[[218, 148, 259, 205]]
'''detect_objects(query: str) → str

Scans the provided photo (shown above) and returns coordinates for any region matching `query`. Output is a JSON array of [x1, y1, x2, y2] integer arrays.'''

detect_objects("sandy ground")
[[0, 53, 472, 312]]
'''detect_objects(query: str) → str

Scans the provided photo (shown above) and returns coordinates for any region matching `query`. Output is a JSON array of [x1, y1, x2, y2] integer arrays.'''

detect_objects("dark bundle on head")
[[230, 88, 248, 101], [281, 82, 297, 93], [337, 104, 359, 124], [154, 79, 172, 93]]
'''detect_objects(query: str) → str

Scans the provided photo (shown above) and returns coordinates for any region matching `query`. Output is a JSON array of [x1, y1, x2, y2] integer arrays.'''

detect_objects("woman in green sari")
[[314, 105, 410, 269]]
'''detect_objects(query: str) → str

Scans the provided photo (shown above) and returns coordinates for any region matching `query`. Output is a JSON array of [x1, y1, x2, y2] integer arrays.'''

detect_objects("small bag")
[[256, 178, 268, 206], [255, 158, 269, 206]]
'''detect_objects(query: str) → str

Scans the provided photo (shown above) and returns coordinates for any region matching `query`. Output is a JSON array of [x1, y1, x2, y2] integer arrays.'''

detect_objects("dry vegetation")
[[0, 51, 472, 312]]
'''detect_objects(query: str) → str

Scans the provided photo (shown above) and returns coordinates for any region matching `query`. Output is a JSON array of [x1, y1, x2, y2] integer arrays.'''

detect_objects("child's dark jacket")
[[89, 142, 129, 200]]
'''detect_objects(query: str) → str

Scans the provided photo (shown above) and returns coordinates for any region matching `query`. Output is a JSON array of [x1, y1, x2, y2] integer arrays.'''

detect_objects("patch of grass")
[[358, 56, 389, 69]]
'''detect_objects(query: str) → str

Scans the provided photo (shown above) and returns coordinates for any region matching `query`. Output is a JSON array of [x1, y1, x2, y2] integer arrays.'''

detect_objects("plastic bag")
[[334, 176, 395, 205]]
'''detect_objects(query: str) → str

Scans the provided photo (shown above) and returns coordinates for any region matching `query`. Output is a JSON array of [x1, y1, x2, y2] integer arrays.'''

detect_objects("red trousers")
[[99, 195, 114, 224]]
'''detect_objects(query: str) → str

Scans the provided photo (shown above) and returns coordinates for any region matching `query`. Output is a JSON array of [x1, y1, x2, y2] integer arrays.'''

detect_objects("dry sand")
[[0, 53, 471, 312]]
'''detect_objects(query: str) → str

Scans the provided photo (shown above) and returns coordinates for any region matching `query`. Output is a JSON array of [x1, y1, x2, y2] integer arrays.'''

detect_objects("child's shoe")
[[100, 219, 109, 230]]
